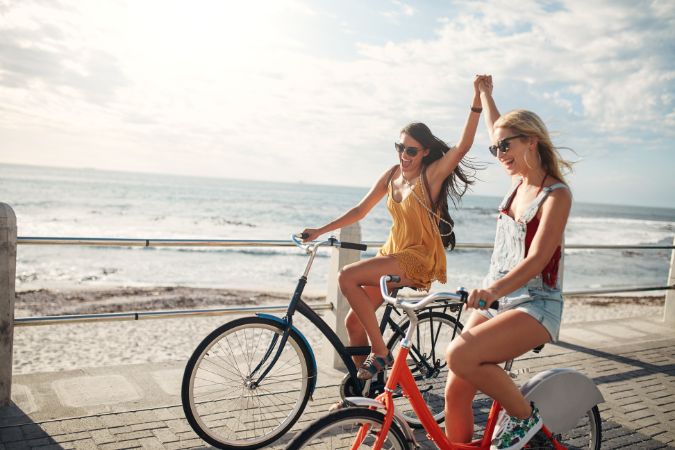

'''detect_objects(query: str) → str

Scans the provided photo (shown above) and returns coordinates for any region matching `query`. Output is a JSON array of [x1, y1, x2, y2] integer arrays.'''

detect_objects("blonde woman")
[[444, 76, 573, 450]]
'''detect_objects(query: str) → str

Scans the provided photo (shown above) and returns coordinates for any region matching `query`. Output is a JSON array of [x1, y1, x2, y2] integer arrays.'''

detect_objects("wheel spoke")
[[183, 318, 311, 448]]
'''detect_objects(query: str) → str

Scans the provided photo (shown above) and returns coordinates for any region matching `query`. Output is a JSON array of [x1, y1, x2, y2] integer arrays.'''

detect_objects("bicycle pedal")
[[508, 368, 531, 378]]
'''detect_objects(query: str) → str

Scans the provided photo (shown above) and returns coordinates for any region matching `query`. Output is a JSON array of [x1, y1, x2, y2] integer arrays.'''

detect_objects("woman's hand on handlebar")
[[299, 228, 322, 243], [467, 288, 498, 310]]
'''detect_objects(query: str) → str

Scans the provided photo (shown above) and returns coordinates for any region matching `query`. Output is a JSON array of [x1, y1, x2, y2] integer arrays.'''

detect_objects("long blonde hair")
[[495, 110, 572, 184]]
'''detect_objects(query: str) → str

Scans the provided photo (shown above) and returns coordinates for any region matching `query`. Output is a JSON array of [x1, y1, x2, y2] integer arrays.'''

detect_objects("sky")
[[0, 0, 674, 208]]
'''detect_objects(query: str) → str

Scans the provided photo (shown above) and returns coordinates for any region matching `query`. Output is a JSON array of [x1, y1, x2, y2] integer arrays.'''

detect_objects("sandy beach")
[[12, 287, 666, 375]]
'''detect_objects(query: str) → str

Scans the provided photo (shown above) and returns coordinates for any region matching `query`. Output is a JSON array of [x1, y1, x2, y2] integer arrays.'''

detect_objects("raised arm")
[[480, 75, 500, 143], [426, 75, 484, 185], [300, 166, 394, 242]]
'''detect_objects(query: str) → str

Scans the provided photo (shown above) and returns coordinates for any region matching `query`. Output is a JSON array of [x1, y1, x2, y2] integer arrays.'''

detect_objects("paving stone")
[[0, 428, 22, 444], [59, 418, 95, 434], [128, 422, 166, 433], [98, 442, 142, 450], [78, 417, 107, 432], [26, 438, 57, 448], [71, 439, 99, 450], [39, 422, 67, 437], [101, 415, 126, 428], [90, 429, 118, 445], [3, 440, 29, 450], [138, 437, 164, 450], [19, 423, 45, 440], [164, 419, 191, 434], [151, 408, 181, 422], [151, 428, 179, 444], [114, 431, 154, 441], [52, 432, 91, 444]]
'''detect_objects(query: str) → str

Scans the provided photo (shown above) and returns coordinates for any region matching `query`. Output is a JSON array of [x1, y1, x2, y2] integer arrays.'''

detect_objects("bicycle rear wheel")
[[387, 311, 461, 428], [286, 408, 409, 450], [528, 406, 602, 449], [182, 316, 314, 449]]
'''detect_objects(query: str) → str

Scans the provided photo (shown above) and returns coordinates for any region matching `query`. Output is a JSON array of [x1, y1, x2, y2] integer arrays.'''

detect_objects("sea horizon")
[[3, 162, 674, 213], [1, 162, 673, 296]]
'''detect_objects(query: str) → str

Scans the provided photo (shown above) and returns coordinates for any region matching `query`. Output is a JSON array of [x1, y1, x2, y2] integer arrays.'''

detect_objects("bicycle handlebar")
[[292, 233, 368, 252], [379, 275, 498, 311]]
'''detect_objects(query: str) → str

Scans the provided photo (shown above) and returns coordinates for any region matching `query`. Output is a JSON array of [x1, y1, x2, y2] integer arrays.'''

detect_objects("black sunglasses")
[[395, 142, 419, 157], [489, 134, 527, 157]]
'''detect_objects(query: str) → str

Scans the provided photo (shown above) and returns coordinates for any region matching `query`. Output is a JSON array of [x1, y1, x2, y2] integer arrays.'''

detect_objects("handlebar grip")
[[299, 232, 309, 239], [489, 301, 499, 310], [388, 275, 401, 283], [340, 241, 367, 251]]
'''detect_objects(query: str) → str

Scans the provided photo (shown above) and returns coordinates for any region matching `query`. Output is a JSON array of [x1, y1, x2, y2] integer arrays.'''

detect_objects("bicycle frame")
[[365, 343, 502, 449], [250, 236, 458, 393], [348, 276, 571, 450]]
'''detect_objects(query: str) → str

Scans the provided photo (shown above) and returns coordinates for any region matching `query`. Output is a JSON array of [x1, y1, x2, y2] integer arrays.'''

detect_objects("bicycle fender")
[[343, 397, 417, 446], [256, 313, 318, 395], [520, 368, 604, 434]]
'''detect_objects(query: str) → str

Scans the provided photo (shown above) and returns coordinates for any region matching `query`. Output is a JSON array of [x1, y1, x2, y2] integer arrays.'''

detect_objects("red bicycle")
[[287, 275, 603, 449]]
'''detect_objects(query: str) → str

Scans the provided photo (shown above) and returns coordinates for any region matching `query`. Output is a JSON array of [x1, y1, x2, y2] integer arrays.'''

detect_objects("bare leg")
[[444, 311, 489, 442], [446, 309, 550, 421], [338, 256, 416, 356], [344, 285, 382, 366]]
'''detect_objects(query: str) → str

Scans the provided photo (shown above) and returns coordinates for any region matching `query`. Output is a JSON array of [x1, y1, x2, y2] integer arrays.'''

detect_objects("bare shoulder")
[[377, 164, 399, 188], [541, 181, 572, 215]]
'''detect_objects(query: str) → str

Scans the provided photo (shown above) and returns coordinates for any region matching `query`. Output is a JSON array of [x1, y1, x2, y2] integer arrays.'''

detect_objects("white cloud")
[[0, 0, 673, 206]]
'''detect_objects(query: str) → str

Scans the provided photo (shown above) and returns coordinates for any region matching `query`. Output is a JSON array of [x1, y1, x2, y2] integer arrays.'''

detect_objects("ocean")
[[1, 163, 673, 296]]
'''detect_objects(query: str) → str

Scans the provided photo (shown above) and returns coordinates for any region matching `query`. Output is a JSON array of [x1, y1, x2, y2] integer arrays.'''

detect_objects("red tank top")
[[502, 175, 561, 288]]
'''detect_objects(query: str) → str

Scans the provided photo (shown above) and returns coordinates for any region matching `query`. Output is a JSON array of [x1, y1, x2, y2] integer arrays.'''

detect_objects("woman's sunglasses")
[[489, 134, 527, 157], [395, 142, 419, 157]]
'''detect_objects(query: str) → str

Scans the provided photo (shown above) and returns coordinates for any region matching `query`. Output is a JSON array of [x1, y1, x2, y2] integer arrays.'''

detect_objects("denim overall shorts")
[[477, 180, 569, 342]]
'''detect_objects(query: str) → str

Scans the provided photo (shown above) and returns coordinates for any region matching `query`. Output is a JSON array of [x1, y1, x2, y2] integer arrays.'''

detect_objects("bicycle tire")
[[286, 408, 409, 450], [528, 405, 602, 449], [386, 310, 462, 428], [182, 316, 315, 449]]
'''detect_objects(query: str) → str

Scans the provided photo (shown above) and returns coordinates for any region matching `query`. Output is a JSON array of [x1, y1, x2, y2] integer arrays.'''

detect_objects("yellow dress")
[[377, 174, 447, 290]]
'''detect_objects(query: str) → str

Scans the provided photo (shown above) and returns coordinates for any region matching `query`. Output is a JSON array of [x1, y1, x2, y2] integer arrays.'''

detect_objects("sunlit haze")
[[1, 0, 674, 207]]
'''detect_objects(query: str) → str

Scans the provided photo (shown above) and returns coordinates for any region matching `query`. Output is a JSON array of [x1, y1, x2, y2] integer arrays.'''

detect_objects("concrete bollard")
[[325, 223, 362, 370], [0, 203, 17, 406], [663, 236, 675, 326]]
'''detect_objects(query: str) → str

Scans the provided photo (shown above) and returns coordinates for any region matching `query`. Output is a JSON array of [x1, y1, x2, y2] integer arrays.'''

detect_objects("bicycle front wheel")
[[182, 316, 315, 449], [286, 408, 409, 450], [387, 311, 461, 428], [529, 406, 602, 449]]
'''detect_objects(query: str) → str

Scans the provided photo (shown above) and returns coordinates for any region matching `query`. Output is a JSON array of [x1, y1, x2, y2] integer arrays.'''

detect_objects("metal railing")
[[12, 236, 675, 327], [17, 236, 675, 250]]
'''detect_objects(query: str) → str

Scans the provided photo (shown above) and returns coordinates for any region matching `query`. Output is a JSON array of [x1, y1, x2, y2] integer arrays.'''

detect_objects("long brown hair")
[[494, 110, 573, 183], [401, 122, 479, 249]]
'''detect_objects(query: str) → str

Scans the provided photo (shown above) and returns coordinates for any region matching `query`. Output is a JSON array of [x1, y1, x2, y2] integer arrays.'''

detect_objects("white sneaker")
[[490, 403, 543, 450]]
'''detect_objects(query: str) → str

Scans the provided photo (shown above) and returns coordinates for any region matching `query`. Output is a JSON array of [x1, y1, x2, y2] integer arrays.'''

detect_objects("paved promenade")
[[2, 315, 675, 449]]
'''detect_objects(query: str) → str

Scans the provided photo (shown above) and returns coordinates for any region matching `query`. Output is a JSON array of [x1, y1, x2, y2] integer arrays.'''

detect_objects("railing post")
[[663, 236, 675, 326], [0, 203, 17, 406], [326, 223, 362, 370]]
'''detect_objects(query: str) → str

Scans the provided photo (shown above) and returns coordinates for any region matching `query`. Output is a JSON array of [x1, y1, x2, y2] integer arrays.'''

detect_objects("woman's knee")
[[445, 340, 476, 380], [337, 266, 357, 291]]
